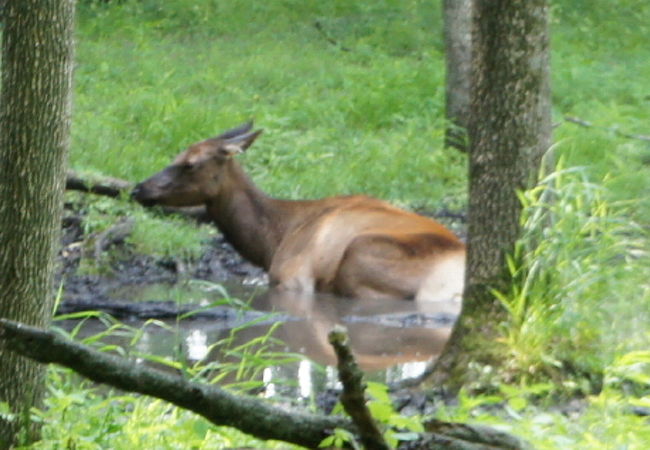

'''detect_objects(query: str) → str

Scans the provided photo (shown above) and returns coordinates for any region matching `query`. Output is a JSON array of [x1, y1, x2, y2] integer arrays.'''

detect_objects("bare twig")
[[328, 325, 390, 450], [564, 116, 650, 142], [313, 20, 351, 52]]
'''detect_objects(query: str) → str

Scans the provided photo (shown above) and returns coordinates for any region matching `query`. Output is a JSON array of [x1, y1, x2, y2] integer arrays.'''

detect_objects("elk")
[[132, 122, 465, 302]]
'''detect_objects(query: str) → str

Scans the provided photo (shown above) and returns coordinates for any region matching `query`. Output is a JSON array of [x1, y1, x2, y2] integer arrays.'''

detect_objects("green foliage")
[[365, 381, 424, 447], [72, 0, 464, 210], [319, 427, 360, 450], [494, 158, 650, 386], [434, 384, 650, 449], [30, 367, 296, 450], [605, 348, 650, 396]]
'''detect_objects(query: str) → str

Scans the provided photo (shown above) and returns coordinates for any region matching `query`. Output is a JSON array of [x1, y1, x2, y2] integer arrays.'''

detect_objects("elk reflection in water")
[[61, 284, 460, 396]]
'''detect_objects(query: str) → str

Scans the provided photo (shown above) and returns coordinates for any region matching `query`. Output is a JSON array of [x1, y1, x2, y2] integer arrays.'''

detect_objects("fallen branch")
[[564, 116, 650, 142], [328, 326, 390, 450], [0, 319, 352, 449], [65, 170, 132, 198], [423, 419, 530, 450], [65, 170, 210, 223], [94, 217, 135, 261], [0, 319, 529, 449]]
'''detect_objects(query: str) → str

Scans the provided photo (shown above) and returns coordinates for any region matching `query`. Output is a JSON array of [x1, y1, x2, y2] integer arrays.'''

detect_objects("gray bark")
[[443, 0, 473, 151], [0, 0, 75, 446], [433, 0, 552, 388]]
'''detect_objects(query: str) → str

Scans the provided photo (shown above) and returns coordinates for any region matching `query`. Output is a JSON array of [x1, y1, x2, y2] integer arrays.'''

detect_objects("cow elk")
[[132, 122, 465, 302]]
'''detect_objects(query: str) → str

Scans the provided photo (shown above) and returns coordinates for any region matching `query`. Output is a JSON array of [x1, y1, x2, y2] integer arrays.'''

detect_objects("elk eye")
[[179, 163, 194, 171]]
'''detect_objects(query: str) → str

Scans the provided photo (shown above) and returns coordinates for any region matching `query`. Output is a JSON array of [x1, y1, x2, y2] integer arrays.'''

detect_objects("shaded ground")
[[57, 204, 265, 318]]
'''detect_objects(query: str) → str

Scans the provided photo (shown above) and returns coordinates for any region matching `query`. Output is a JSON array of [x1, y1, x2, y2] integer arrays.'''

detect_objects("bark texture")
[[443, 0, 473, 151], [433, 0, 551, 388], [328, 326, 389, 450], [0, 0, 75, 446]]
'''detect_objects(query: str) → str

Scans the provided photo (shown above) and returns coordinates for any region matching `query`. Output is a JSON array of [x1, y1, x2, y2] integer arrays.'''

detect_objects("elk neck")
[[205, 159, 292, 270]]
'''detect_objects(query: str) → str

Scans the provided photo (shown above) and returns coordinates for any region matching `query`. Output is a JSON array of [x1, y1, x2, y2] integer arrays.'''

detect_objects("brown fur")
[[132, 122, 466, 302]]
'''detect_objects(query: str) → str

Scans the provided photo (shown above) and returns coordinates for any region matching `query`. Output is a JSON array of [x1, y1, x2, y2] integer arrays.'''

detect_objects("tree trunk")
[[0, 0, 75, 446], [432, 0, 551, 389], [443, 0, 473, 151]]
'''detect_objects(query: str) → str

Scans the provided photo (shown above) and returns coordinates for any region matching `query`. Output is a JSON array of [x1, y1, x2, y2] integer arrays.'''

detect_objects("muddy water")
[[60, 281, 459, 400]]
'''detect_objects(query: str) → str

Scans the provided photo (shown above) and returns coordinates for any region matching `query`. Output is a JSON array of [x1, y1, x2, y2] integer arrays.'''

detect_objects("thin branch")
[[328, 325, 390, 450], [0, 319, 352, 449], [65, 170, 132, 198], [313, 20, 351, 52], [65, 170, 210, 222], [564, 116, 650, 142]]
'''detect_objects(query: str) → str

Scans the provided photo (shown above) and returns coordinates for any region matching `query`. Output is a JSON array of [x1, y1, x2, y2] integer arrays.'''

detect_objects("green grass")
[[29, 368, 298, 450], [434, 383, 650, 449], [37, 0, 650, 447], [72, 0, 465, 209], [494, 162, 650, 386]]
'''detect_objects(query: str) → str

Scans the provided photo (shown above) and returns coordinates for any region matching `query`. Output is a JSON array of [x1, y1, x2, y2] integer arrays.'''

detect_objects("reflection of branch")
[[328, 326, 390, 450], [0, 319, 352, 449], [564, 116, 650, 142]]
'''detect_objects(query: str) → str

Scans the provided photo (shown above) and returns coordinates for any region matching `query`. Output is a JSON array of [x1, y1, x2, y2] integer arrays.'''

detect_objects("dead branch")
[[65, 170, 210, 223], [0, 319, 530, 449], [564, 116, 650, 142], [65, 170, 132, 198], [94, 217, 135, 261], [313, 20, 351, 52], [423, 419, 530, 450], [328, 326, 390, 450], [0, 319, 352, 449]]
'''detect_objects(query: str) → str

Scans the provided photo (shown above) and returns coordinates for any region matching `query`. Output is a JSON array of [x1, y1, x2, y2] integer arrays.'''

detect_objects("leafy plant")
[[493, 158, 649, 387]]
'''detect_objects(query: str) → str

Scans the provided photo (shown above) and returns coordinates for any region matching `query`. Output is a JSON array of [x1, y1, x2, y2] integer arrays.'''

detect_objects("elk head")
[[131, 122, 262, 207]]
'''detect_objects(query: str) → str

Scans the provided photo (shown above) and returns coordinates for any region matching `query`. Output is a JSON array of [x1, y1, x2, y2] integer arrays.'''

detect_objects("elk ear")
[[216, 121, 254, 140], [220, 129, 263, 157]]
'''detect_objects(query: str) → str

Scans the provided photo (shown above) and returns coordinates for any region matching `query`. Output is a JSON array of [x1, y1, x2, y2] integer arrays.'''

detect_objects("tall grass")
[[495, 158, 649, 386]]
